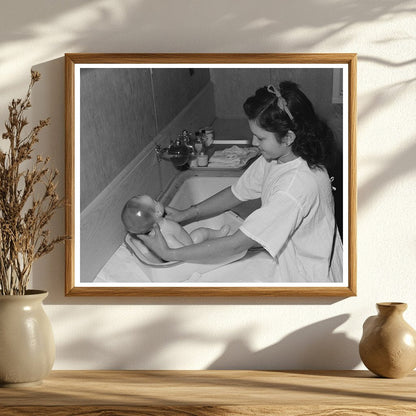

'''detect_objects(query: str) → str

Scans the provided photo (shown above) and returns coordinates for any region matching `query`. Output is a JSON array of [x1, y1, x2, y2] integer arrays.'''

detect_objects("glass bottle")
[[194, 132, 204, 154]]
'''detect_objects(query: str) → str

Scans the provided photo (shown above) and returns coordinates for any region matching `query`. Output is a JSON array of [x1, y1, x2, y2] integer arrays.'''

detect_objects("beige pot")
[[359, 302, 416, 378], [0, 290, 55, 387]]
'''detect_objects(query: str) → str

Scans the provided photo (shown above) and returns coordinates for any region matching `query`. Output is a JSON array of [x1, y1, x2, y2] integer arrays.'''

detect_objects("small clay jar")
[[0, 290, 55, 386], [359, 302, 416, 378]]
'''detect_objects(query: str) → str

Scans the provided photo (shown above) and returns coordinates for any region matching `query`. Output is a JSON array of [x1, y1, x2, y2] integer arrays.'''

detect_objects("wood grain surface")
[[1, 370, 414, 415]]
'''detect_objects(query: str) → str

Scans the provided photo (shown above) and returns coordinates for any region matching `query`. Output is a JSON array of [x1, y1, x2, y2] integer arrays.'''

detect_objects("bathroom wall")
[[80, 68, 155, 210], [1, 1, 415, 371], [211, 68, 340, 144], [80, 67, 210, 210], [152, 68, 211, 131]]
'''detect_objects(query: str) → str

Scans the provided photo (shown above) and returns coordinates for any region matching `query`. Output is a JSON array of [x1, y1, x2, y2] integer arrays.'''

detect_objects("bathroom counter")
[[1, 370, 415, 415], [189, 118, 257, 171]]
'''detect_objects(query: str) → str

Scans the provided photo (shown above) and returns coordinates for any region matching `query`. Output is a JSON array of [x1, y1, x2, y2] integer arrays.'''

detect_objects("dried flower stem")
[[0, 71, 66, 295]]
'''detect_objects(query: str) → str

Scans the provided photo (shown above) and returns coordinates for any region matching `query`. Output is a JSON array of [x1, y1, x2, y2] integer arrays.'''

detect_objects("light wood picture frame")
[[65, 53, 357, 296]]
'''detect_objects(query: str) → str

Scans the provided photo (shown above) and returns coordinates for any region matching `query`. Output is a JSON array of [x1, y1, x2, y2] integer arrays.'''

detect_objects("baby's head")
[[121, 195, 164, 234]]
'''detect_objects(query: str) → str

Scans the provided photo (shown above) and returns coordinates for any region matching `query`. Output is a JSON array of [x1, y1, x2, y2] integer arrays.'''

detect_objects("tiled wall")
[[80, 68, 210, 210]]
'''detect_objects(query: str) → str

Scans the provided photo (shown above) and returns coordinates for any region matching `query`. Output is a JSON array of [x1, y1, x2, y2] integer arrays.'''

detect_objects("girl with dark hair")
[[138, 82, 342, 282]]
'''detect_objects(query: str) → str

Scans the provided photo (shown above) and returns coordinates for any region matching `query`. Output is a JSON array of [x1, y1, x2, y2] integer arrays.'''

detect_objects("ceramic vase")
[[0, 290, 55, 387], [359, 302, 416, 378]]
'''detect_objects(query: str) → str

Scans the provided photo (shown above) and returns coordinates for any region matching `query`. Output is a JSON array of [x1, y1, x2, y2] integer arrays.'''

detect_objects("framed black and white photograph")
[[65, 53, 356, 296]]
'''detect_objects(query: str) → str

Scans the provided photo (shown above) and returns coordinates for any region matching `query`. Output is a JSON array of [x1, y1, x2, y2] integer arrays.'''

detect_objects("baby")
[[121, 195, 230, 249]]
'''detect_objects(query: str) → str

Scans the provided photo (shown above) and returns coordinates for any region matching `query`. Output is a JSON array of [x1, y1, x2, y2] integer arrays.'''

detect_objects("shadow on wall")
[[1, 2, 414, 51], [30, 57, 67, 300], [359, 139, 416, 209], [208, 314, 360, 370], [53, 308, 359, 370], [53, 309, 219, 369], [0, 0, 414, 97]]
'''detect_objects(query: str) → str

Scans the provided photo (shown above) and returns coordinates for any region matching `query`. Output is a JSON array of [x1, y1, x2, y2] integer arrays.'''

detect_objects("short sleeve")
[[231, 157, 265, 201], [239, 191, 303, 258]]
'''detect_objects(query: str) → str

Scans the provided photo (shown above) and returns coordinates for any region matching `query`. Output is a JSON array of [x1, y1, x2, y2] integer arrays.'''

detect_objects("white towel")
[[208, 146, 259, 168]]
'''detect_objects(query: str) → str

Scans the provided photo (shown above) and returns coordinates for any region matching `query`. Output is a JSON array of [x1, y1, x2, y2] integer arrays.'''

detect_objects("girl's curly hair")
[[243, 81, 336, 169]]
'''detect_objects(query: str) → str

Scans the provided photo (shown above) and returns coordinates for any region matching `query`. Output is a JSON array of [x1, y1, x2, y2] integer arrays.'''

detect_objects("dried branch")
[[0, 71, 67, 295]]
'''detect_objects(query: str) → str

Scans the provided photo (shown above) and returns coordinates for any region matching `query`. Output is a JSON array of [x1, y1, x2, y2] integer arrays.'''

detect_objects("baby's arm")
[[139, 225, 257, 263]]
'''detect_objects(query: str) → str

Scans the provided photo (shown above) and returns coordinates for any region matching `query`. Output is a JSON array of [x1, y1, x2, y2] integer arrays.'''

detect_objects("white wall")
[[1, 0, 415, 370]]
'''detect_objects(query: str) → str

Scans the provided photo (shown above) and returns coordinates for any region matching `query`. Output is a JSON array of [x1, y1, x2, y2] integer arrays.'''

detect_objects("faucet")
[[155, 133, 193, 168]]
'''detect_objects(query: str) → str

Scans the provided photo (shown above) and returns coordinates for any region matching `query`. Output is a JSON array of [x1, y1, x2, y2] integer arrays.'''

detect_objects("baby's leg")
[[189, 225, 231, 244]]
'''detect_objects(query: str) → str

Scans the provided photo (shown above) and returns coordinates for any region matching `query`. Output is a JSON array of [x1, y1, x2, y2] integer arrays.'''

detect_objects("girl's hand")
[[137, 224, 174, 262], [165, 206, 188, 223]]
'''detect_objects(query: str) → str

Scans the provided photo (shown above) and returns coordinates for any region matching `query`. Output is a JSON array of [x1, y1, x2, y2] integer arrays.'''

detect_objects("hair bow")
[[267, 85, 294, 121]]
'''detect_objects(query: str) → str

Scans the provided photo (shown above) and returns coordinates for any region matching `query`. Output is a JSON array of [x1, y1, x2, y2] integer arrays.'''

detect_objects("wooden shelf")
[[1, 370, 415, 415]]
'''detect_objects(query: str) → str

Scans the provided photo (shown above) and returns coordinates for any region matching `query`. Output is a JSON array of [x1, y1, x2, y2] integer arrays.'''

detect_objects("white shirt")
[[231, 156, 343, 282]]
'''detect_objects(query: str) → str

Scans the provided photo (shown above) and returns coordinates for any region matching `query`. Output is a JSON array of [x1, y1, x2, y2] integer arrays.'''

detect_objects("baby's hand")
[[137, 224, 173, 261]]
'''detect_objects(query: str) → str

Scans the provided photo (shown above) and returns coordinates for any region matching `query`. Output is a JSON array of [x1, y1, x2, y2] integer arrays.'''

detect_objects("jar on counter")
[[197, 152, 208, 167], [194, 132, 204, 154], [203, 127, 215, 147], [189, 153, 198, 168]]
